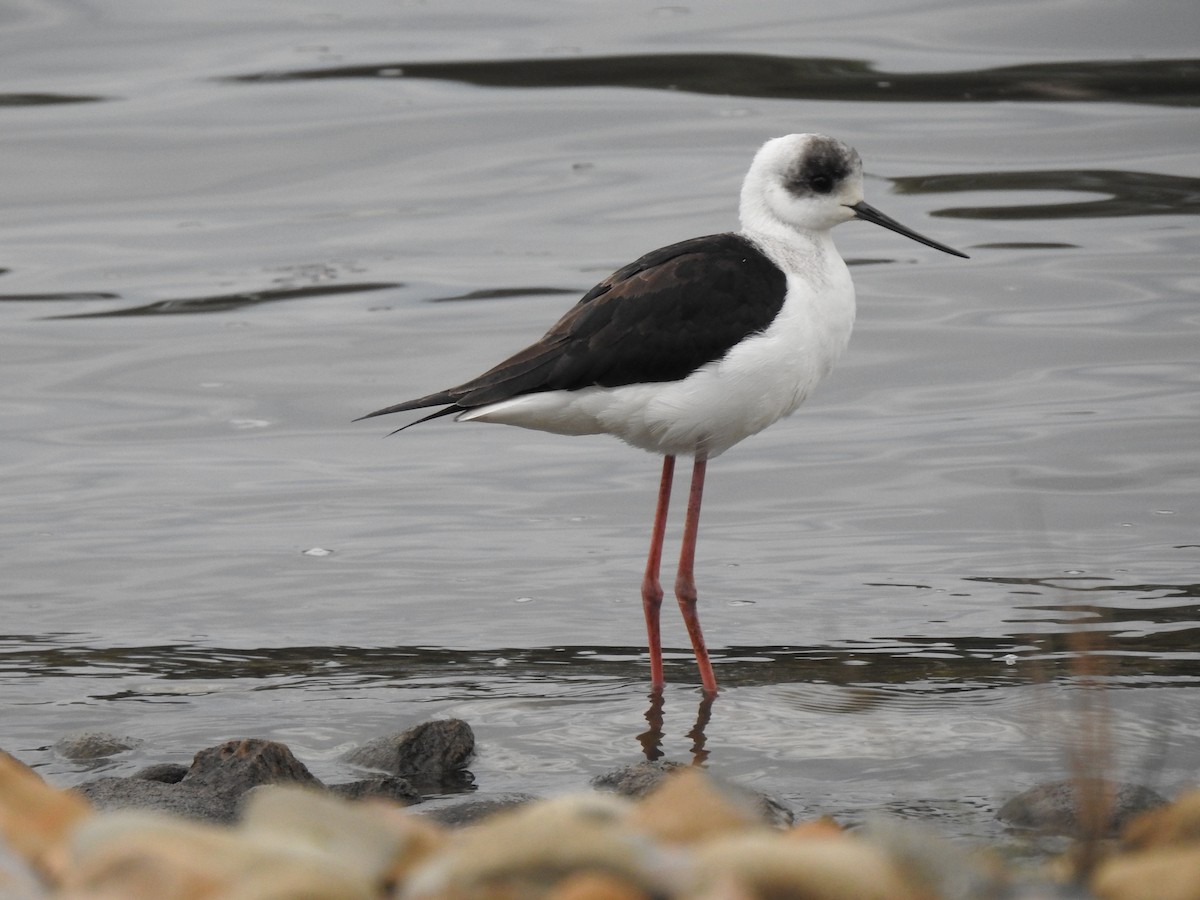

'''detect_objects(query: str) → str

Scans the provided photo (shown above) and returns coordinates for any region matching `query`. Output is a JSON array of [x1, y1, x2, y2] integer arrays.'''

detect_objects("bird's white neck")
[[738, 186, 838, 272], [740, 222, 842, 291]]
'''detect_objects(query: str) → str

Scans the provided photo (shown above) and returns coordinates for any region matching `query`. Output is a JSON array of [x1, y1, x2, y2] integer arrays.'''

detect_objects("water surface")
[[1, 0, 1197, 849]]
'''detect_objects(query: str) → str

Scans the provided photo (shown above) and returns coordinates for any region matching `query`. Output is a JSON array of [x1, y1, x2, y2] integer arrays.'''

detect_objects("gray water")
[[2, 0, 1198, 847]]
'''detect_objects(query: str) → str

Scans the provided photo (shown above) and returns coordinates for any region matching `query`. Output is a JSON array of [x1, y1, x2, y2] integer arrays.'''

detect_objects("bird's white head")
[[739, 133, 969, 259], [738, 134, 863, 239]]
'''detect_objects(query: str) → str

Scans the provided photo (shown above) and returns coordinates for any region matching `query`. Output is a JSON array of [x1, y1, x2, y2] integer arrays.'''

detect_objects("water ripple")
[[225, 54, 1200, 108]]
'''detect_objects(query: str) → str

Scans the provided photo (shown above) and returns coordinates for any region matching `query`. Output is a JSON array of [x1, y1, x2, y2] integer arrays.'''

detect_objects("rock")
[[749, 791, 794, 829], [1091, 846, 1200, 900], [591, 760, 682, 798], [132, 763, 188, 784], [403, 792, 674, 899], [343, 719, 475, 790], [76, 777, 236, 823], [693, 832, 926, 900], [547, 870, 656, 900], [629, 767, 776, 844], [0, 750, 91, 882], [417, 792, 538, 827], [64, 809, 377, 900], [78, 738, 324, 824], [595, 761, 793, 829], [787, 817, 845, 840], [1089, 789, 1200, 900], [182, 738, 322, 794], [857, 816, 1009, 900], [997, 779, 1168, 836], [0, 836, 46, 900], [328, 775, 421, 805], [52, 732, 140, 761], [1121, 788, 1200, 851], [240, 785, 445, 891]]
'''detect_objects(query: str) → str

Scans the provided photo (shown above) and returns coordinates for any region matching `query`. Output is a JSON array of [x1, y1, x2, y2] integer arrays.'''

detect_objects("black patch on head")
[[783, 136, 856, 198]]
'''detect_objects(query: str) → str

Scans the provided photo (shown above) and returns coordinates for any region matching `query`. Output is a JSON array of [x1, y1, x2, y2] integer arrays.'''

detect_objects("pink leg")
[[676, 456, 718, 696], [641, 455, 674, 694]]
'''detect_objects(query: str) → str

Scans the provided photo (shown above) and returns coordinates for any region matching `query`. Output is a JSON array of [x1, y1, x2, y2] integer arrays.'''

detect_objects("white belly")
[[458, 268, 856, 459]]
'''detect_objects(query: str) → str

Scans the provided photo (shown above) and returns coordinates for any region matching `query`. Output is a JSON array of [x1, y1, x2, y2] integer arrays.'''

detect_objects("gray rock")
[[343, 719, 475, 790], [78, 738, 324, 824], [997, 778, 1168, 836], [132, 763, 188, 784], [76, 776, 237, 822], [591, 760, 683, 798], [329, 775, 421, 805], [181, 738, 322, 793]]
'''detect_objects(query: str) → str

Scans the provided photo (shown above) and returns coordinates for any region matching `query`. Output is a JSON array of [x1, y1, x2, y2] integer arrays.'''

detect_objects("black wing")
[[357, 233, 787, 424]]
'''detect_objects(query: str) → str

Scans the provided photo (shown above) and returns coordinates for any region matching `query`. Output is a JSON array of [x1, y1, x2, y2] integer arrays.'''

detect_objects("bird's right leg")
[[641, 454, 675, 694]]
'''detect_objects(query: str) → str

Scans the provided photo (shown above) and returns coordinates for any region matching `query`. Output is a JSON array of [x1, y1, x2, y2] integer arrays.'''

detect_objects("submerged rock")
[[52, 732, 141, 761], [418, 792, 539, 827]]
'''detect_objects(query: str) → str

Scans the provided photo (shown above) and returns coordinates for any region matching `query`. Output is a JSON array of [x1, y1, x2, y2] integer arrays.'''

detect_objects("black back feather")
[[357, 233, 787, 423]]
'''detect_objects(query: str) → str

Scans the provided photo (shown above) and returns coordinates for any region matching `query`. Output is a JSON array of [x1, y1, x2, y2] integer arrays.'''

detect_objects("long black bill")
[[849, 201, 969, 259]]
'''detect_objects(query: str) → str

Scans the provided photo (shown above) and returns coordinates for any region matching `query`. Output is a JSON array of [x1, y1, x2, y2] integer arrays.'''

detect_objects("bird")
[[358, 133, 967, 697]]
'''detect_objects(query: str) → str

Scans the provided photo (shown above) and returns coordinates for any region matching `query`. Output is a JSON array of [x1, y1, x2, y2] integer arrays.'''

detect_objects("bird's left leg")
[[641, 454, 675, 694], [675, 455, 718, 696]]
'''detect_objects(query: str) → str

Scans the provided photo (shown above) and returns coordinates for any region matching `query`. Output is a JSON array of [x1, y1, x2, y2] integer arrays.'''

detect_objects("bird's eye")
[[809, 174, 833, 194]]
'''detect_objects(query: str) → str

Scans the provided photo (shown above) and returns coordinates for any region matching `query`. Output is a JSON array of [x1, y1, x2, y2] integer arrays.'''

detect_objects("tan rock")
[[629, 768, 768, 845], [1121, 789, 1200, 851], [0, 750, 92, 883], [785, 817, 845, 841], [404, 792, 675, 898], [64, 810, 375, 900], [240, 784, 445, 890], [365, 798, 448, 886], [547, 870, 653, 900], [1091, 845, 1200, 900], [65, 812, 239, 900], [693, 832, 926, 900]]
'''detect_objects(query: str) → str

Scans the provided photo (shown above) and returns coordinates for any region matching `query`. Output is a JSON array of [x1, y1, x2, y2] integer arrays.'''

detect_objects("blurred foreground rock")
[[594, 760, 794, 829], [2, 726, 1198, 900]]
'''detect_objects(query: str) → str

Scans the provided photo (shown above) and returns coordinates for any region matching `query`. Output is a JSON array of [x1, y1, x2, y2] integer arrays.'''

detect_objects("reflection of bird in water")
[[637, 691, 714, 766], [359, 134, 967, 696]]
